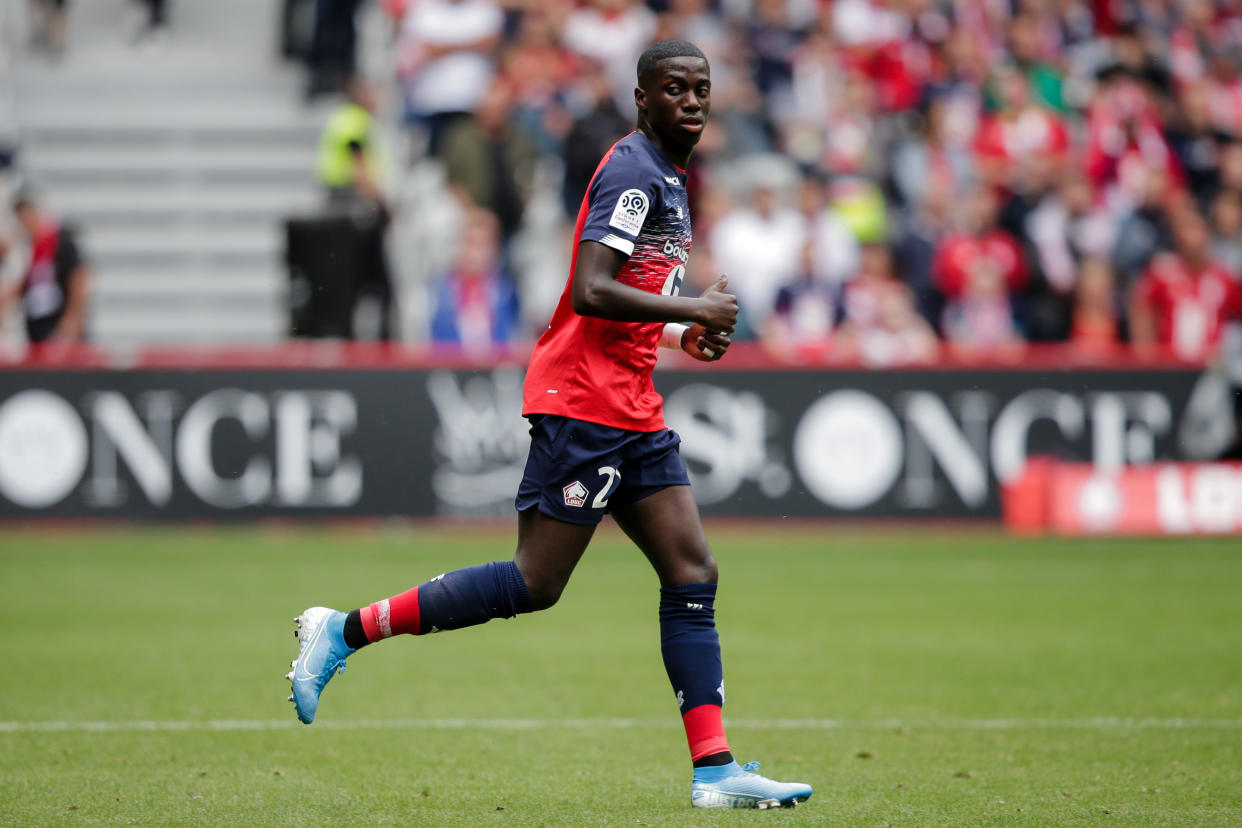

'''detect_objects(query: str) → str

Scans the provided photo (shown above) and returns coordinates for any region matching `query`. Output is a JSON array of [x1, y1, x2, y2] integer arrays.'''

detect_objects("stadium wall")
[[0, 345, 1226, 522]]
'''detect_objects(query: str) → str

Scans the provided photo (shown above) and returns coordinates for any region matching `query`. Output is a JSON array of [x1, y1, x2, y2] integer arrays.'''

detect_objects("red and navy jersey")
[[523, 132, 691, 431]]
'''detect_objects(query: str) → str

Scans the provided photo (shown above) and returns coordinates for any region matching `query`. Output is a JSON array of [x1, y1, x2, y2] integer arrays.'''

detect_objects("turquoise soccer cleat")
[[690, 761, 813, 809], [286, 606, 354, 724]]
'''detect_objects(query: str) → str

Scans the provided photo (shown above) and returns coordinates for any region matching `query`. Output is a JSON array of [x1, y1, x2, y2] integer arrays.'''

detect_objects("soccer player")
[[287, 39, 813, 811]]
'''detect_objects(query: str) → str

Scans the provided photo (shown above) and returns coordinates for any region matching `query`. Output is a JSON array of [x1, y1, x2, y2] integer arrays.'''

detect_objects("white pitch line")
[[0, 717, 1240, 734]]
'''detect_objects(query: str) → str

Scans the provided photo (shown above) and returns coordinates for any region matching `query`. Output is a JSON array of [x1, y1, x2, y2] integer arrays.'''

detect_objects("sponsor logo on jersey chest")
[[662, 240, 689, 262]]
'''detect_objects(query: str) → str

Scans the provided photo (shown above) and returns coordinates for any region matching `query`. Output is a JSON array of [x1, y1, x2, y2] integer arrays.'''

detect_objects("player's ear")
[[634, 86, 646, 114]]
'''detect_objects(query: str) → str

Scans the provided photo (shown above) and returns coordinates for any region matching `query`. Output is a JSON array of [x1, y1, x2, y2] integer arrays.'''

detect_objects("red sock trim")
[[368, 585, 421, 638], [359, 605, 381, 643], [683, 704, 730, 762]]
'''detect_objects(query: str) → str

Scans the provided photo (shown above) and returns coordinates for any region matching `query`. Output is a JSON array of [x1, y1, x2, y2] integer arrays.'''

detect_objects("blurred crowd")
[[300, 0, 1242, 364]]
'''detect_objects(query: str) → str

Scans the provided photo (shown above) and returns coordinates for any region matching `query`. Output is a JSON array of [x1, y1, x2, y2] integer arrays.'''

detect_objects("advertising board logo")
[[793, 390, 903, 509], [1076, 474, 1123, 532], [0, 390, 88, 507], [427, 371, 530, 516], [1157, 464, 1242, 533], [0, 387, 362, 511], [664, 383, 790, 505]]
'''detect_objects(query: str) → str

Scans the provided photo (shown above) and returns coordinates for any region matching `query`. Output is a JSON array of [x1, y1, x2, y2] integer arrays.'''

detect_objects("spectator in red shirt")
[[974, 65, 1070, 193], [1084, 71, 1181, 200], [1130, 204, 1242, 359], [1168, 0, 1232, 86], [0, 194, 90, 344], [933, 184, 1027, 345], [836, 242, 939, 365], [932, 183, 1028, 297], [1203, 48, 1242, 137]]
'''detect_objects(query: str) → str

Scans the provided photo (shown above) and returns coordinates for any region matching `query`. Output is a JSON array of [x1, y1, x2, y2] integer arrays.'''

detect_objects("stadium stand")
[[0, 0, 1240, 370], [9, 0, 321, 344]]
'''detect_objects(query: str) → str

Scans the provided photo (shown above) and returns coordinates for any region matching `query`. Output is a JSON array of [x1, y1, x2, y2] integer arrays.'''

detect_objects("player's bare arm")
[[572, 241, 737, 333]]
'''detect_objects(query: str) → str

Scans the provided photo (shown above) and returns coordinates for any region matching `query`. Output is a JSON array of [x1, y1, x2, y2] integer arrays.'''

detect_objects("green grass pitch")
[[1, 524, 1240, 826]]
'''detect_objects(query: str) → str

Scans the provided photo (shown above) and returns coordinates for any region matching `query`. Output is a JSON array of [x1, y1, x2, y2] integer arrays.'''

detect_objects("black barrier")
[[0, 366, 1218, 519]]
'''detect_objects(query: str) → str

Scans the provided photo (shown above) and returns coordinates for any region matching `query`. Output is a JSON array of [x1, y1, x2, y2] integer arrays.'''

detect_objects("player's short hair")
[[637, 39, 707, 86]]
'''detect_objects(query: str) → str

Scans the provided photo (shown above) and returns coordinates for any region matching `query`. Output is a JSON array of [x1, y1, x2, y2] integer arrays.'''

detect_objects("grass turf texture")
[[1, 526, 1240, 827]]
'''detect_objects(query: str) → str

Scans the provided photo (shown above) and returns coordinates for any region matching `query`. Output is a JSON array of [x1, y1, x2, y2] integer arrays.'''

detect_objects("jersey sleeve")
[[579, 150, 661, 258]]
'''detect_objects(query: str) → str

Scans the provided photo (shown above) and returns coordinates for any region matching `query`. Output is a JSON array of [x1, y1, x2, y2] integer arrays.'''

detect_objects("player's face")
[[638, 57, 711, 150]]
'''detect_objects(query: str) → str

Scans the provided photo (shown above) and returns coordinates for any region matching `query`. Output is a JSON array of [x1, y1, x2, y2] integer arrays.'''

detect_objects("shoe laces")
[[318, 658, 347, 688]]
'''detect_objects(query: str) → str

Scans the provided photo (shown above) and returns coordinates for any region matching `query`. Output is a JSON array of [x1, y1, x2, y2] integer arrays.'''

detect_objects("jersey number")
[[661, 265, 686, 297], [593, 466, 621, 509]]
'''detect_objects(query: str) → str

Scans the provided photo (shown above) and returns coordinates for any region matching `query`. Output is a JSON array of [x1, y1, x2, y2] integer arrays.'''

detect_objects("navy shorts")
[[515, 415, 692, 525]]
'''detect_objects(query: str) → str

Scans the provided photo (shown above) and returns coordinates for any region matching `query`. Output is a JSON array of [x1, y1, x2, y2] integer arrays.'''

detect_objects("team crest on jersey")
[[610, 189, 649, 236], [563, 480, 588, 508]]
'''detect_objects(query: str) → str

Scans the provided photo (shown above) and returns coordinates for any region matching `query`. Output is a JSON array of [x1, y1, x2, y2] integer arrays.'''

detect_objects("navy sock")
[[416, 560, 533, 633], [342, 610, 368, 649], [659, 583, 725, 714], [694, 750, 735, 768]]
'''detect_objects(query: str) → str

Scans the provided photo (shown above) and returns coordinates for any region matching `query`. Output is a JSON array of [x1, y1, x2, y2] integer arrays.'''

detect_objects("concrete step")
[[57, 209, 302, 232], [38, 0, 289, 74], [49, 188, 319, 219], [93, 287, 284, 313], [89, 226, 278, 256], [10, 0, 327, 346], [14, 67, 303, 95], [24, 146, 318, 174], [34, 166, 311, 190], [20, 127, 322, 154], [16, 103, 327, 132], [90, 248, 280, 271], [93, 293, 285, 319], [93, 268, 283, 301], [90, 306, 288, 344]]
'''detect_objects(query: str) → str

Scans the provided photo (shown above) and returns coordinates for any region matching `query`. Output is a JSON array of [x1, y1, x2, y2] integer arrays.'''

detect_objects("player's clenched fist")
[[695, 274, 738, 334], [681, 324, 731, 361]]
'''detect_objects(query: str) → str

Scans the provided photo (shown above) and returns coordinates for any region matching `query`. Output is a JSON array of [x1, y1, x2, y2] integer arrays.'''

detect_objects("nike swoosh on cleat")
[[292, 617, 330, 683]]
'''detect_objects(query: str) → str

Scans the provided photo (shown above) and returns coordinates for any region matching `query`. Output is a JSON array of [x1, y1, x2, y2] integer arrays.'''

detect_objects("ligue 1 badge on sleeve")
[[609, 189, 649, 235]]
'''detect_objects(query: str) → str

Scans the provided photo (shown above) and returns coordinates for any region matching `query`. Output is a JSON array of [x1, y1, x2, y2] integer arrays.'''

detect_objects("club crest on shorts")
[[563, 480, 588, 508]]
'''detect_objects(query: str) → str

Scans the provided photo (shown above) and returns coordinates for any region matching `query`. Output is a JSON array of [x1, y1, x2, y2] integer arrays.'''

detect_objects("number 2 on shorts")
[[593, 466, 622, 509]]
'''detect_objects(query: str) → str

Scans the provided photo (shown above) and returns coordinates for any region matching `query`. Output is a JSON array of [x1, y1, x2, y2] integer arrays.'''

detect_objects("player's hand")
[[681, 324, 731, 361], [694, 274, 738, 334]]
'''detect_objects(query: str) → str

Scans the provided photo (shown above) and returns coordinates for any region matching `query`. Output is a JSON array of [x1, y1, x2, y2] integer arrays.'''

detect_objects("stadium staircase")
[[11, 0, 322, 344]]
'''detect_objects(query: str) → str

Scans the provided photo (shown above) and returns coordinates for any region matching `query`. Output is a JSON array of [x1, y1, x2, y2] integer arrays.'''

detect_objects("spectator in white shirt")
[[561, 0, 656, 114], [396, 0, 504, 154], [709, 176, 804, 337]]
